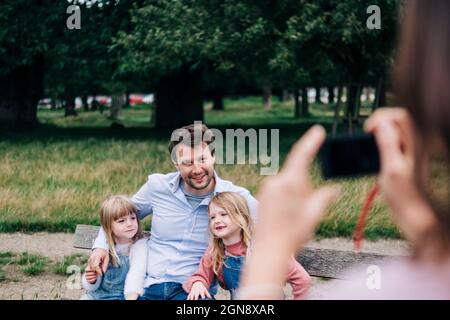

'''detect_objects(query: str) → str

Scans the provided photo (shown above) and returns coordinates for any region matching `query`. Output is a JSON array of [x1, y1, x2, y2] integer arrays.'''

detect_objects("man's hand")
[[125, 292, 139, 300], [88, 248, 109, 276], [84, 265, 98, 284], [187, 281, 211, 300]]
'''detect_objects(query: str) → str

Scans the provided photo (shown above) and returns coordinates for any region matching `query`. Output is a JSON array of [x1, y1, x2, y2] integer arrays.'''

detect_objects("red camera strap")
[[353, 183, 380, 251]]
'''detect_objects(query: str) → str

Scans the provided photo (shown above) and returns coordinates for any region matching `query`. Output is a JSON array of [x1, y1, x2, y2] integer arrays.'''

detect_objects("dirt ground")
[[0, 232, 410, 300]]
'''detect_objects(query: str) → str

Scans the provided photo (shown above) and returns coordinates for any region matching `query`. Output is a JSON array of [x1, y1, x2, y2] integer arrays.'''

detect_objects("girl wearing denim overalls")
[[81, 195, 148, 300], [183, 192, 311, 300]]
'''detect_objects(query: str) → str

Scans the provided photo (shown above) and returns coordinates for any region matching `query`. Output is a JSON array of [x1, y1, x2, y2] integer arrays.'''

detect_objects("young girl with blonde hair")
[[81, 195, 148, 300], [183, 192, 311, 300]]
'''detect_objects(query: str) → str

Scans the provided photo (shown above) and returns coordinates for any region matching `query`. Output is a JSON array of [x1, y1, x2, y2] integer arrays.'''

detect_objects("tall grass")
[[0, 97, 403, 238]]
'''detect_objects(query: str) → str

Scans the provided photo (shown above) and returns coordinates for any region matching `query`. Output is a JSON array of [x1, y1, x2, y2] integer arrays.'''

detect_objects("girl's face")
[[111, 213, 138, 244], [209, 203, 241, 244]]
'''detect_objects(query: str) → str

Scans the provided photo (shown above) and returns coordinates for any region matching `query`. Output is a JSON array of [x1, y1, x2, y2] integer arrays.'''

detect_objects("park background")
[[0, 0, 447, 298]]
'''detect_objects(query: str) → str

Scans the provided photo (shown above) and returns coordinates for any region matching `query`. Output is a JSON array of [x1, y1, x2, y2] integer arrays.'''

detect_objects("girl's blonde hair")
[[207, 192, 253, 275], [100, 195, 143, 267]]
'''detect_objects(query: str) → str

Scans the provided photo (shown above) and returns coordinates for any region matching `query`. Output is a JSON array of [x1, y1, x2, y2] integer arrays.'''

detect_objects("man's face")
[[174, 143, 215, 191]]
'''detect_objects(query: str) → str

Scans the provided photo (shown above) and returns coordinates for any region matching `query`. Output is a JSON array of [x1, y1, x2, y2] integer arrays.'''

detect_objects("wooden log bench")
[[74, 224, 406, 280]]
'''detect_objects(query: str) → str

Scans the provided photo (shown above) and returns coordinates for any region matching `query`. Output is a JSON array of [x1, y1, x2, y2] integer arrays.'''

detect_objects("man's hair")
[[168, 123, 215, 161]]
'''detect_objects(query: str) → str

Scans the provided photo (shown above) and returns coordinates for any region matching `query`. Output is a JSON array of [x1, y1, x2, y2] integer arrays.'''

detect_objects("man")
[[87, 123, 258, 300]]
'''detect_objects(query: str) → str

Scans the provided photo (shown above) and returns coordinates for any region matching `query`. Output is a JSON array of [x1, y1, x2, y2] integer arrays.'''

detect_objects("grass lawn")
[[0, 97, 402, 238]]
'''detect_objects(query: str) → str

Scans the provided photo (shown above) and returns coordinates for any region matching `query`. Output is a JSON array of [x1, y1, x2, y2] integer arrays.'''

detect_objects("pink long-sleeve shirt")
[[183, 241, 311, 299]]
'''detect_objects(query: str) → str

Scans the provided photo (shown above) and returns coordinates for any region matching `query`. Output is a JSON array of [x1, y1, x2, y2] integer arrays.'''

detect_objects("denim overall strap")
[[222, 255, 245, 300], [90, 255, 130, 300]]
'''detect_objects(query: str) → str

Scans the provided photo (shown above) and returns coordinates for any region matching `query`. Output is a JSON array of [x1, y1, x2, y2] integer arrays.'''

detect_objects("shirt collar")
[[169, 170, 225, 195]]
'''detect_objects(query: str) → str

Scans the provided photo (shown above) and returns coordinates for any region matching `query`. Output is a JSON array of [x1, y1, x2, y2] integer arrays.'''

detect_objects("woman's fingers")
[[373, 121, 407, 174], [365, 108, 415, 161], [365, 107, 410, 132]]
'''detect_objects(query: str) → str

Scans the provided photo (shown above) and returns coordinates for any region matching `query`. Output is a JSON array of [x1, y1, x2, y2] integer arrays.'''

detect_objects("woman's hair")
[[394, 0, 450, 250], [100, 195, 143, 267], [207, 192, 253, 275]]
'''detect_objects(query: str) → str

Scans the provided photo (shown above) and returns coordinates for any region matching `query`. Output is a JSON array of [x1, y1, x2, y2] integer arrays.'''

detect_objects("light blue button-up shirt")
[[93, 171, 258, 290]]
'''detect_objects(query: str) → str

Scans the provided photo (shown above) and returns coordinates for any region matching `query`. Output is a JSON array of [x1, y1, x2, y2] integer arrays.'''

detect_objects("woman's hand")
[[239, 125, 340, 299], [187, 281, 211, 300], [365, 108, 437, 247], [255, 125, 340, 253]]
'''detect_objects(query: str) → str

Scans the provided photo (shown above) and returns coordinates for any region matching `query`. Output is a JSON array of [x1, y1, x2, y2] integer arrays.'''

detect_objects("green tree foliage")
[[0, 0, 400, 129]]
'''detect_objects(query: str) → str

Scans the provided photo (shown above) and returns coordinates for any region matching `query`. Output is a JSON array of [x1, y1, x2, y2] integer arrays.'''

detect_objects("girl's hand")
[[187, 281, 211, 300], [125, 292, 139, 300], [365, 108, 437, 247], [255, 125, 340, 253], [84, 265, 98, 284]]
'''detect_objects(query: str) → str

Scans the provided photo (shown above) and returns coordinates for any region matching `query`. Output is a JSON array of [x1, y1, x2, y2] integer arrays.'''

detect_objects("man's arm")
[[92, 227, 108, 250], [89, 227, 110, 275]]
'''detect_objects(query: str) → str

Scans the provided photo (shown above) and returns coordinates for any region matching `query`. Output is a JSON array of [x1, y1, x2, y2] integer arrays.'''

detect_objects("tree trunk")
[[373, 77, 386, 111], [282, 89, 290, 102], [154, 66, 204, 130], [327, 86, 335, 104], [82, 95, 89, 112], [354, 84, 363, 119], [346, 83, 360, 134], [51, 97, 57, 110], [91, 95, 98, 111], [315, 86, 322, 104], [263, 86, 272, 110], [110, 94, 125, 121], [64, 94, 77, 117], [332, 86, 344, 137], [212, 90, 224, 111], [0, 56, 44, 128], [125, 90, 131, 109], [346, 84, 358, 119], [294, 88, 300, 118], [301, 87, 309, 117]]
